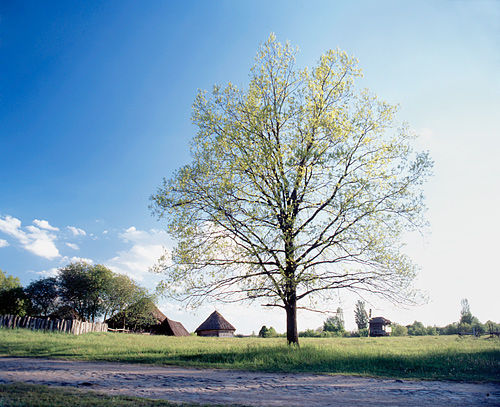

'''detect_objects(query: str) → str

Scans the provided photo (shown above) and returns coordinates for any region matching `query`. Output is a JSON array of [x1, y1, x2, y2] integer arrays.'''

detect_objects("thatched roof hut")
[[157, 317, 190, 336], [369, 316, 391, 337], [195, 310, 236, 337]]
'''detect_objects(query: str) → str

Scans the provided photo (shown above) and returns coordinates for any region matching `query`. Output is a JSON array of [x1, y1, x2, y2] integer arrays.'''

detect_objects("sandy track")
[[0, 357, 498, 406]]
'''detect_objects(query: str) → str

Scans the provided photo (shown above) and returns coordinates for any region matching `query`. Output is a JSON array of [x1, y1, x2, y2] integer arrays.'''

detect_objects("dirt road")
[[0, 357, 498, 406]]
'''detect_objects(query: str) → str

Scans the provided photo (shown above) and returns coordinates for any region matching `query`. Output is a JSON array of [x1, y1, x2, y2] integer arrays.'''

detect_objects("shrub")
[[391, 323, 408, 336]]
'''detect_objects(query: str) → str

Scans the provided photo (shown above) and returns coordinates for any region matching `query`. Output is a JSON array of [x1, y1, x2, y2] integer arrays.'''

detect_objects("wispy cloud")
[[60, 255, 94, 264], [65, 242, 79, 250], [70, 256, 93, 264], [105, 227, 171, 283], [67, 226, 86, 236], [0, 215, 60, 259], [0, 239, 9, 248], [33, 219, 59, 231]]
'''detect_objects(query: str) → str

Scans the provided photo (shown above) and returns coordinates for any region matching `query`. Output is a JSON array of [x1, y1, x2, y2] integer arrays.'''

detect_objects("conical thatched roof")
[[159, 317, 190, 336], [195, 310, 235, 332]]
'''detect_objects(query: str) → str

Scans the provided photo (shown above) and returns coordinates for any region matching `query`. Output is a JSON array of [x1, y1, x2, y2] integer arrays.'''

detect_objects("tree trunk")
[[285, 297, 299, 346]]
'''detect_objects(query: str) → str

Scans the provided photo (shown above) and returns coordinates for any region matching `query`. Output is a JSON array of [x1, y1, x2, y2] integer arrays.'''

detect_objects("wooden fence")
[[0, 314, 108, 335]]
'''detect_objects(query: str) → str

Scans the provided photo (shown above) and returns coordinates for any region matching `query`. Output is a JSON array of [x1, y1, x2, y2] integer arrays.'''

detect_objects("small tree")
[[258, 325, 278, 337], [426, 325, 438, 336], [391, 323, 408, 336], [323, 307, 345, 334], [258, 325, 269, 337], [407, 320, 426, 336], [0, 269, 28, 316], [354, 300, 369, 330], [460, 298, 473, 325]]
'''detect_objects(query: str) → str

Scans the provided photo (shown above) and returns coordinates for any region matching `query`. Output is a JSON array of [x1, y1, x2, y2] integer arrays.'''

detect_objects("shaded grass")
[[0, 382, 235, 406], [0, 328, 498, 382]]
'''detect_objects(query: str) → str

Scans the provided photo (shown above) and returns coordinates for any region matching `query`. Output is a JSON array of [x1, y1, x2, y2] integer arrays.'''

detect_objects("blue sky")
[[1, 1, 499, 333]]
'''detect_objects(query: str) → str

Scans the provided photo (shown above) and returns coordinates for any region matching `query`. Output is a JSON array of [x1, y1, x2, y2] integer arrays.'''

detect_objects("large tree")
[[101, 274, 144, 321], [151, 35, 432, 344], [25, 277, 59, 316], [58, 262, 114, 322]]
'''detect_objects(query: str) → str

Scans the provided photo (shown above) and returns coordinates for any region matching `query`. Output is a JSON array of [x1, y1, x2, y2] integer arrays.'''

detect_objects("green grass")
[[0, 328, 499, 382], [0, 382, 234, 406]]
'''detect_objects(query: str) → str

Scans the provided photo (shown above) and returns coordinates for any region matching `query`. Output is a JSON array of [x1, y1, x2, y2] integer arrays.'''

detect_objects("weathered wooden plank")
[[0, 315, 108, 335]]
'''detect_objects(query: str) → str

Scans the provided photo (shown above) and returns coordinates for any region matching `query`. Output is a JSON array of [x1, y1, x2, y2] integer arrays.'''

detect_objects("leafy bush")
[[259, 325, 278, 338], [358, 328, 369, 337], [391, 323, 408, 336], [407, 321, 426, 336]]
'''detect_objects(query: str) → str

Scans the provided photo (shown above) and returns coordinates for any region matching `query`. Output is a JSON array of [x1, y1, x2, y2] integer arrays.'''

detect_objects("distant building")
[[369, 316, 391, 337], [195, 310, 236, 337]]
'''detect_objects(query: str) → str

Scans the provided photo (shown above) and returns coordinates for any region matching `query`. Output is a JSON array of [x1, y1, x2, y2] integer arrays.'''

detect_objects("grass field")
[[0, 328, 498, 382]]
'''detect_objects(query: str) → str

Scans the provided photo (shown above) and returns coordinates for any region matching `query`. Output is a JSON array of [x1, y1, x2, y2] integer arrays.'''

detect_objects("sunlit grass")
[[0, 328, 498, 382]]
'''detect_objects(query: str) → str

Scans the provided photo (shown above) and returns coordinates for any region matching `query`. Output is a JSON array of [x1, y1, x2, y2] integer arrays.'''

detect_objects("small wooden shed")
[[195, 310, 236, 337], [369, 316, 392, 337]]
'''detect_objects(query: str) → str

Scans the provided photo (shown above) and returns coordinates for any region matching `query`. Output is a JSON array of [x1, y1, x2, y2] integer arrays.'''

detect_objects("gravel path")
[[0, 357, 498, 406]]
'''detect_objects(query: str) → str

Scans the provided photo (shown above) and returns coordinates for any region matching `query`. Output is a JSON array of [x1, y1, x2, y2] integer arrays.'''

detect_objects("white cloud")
[[67, 226, 86, 236], [103, 230, 108, 235], [0, 239, 9, 248], [65, 242, 79, 250], [0, 215, 60, 259], [60, 256, 93, 264], [105, 227, 171, 283], [33, 219, 59, 231], [71, 256, 93, 264], [35, 267, 59, 278], [0, 215, 25, 241]]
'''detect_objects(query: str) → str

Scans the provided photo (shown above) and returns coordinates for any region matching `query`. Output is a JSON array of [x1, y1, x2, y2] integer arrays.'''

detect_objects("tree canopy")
[[151, 34, 432, 344], [0, 269, 28, 316], [323, 307, 345, 334], [460, 298, 473, 325], [25, 277, 59, 316]]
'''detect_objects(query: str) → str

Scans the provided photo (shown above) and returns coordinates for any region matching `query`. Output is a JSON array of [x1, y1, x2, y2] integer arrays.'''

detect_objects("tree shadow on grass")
[[156, 346, 500, 382]]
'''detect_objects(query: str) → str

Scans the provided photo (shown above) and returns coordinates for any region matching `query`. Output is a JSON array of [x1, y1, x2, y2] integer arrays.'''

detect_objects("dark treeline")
[[0, 263, 154, 324]]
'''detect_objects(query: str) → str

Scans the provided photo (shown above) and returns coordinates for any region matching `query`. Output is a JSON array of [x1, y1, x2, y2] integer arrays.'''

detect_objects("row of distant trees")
[[260, 299, 499, 338], [0, 263, 155, 326]]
